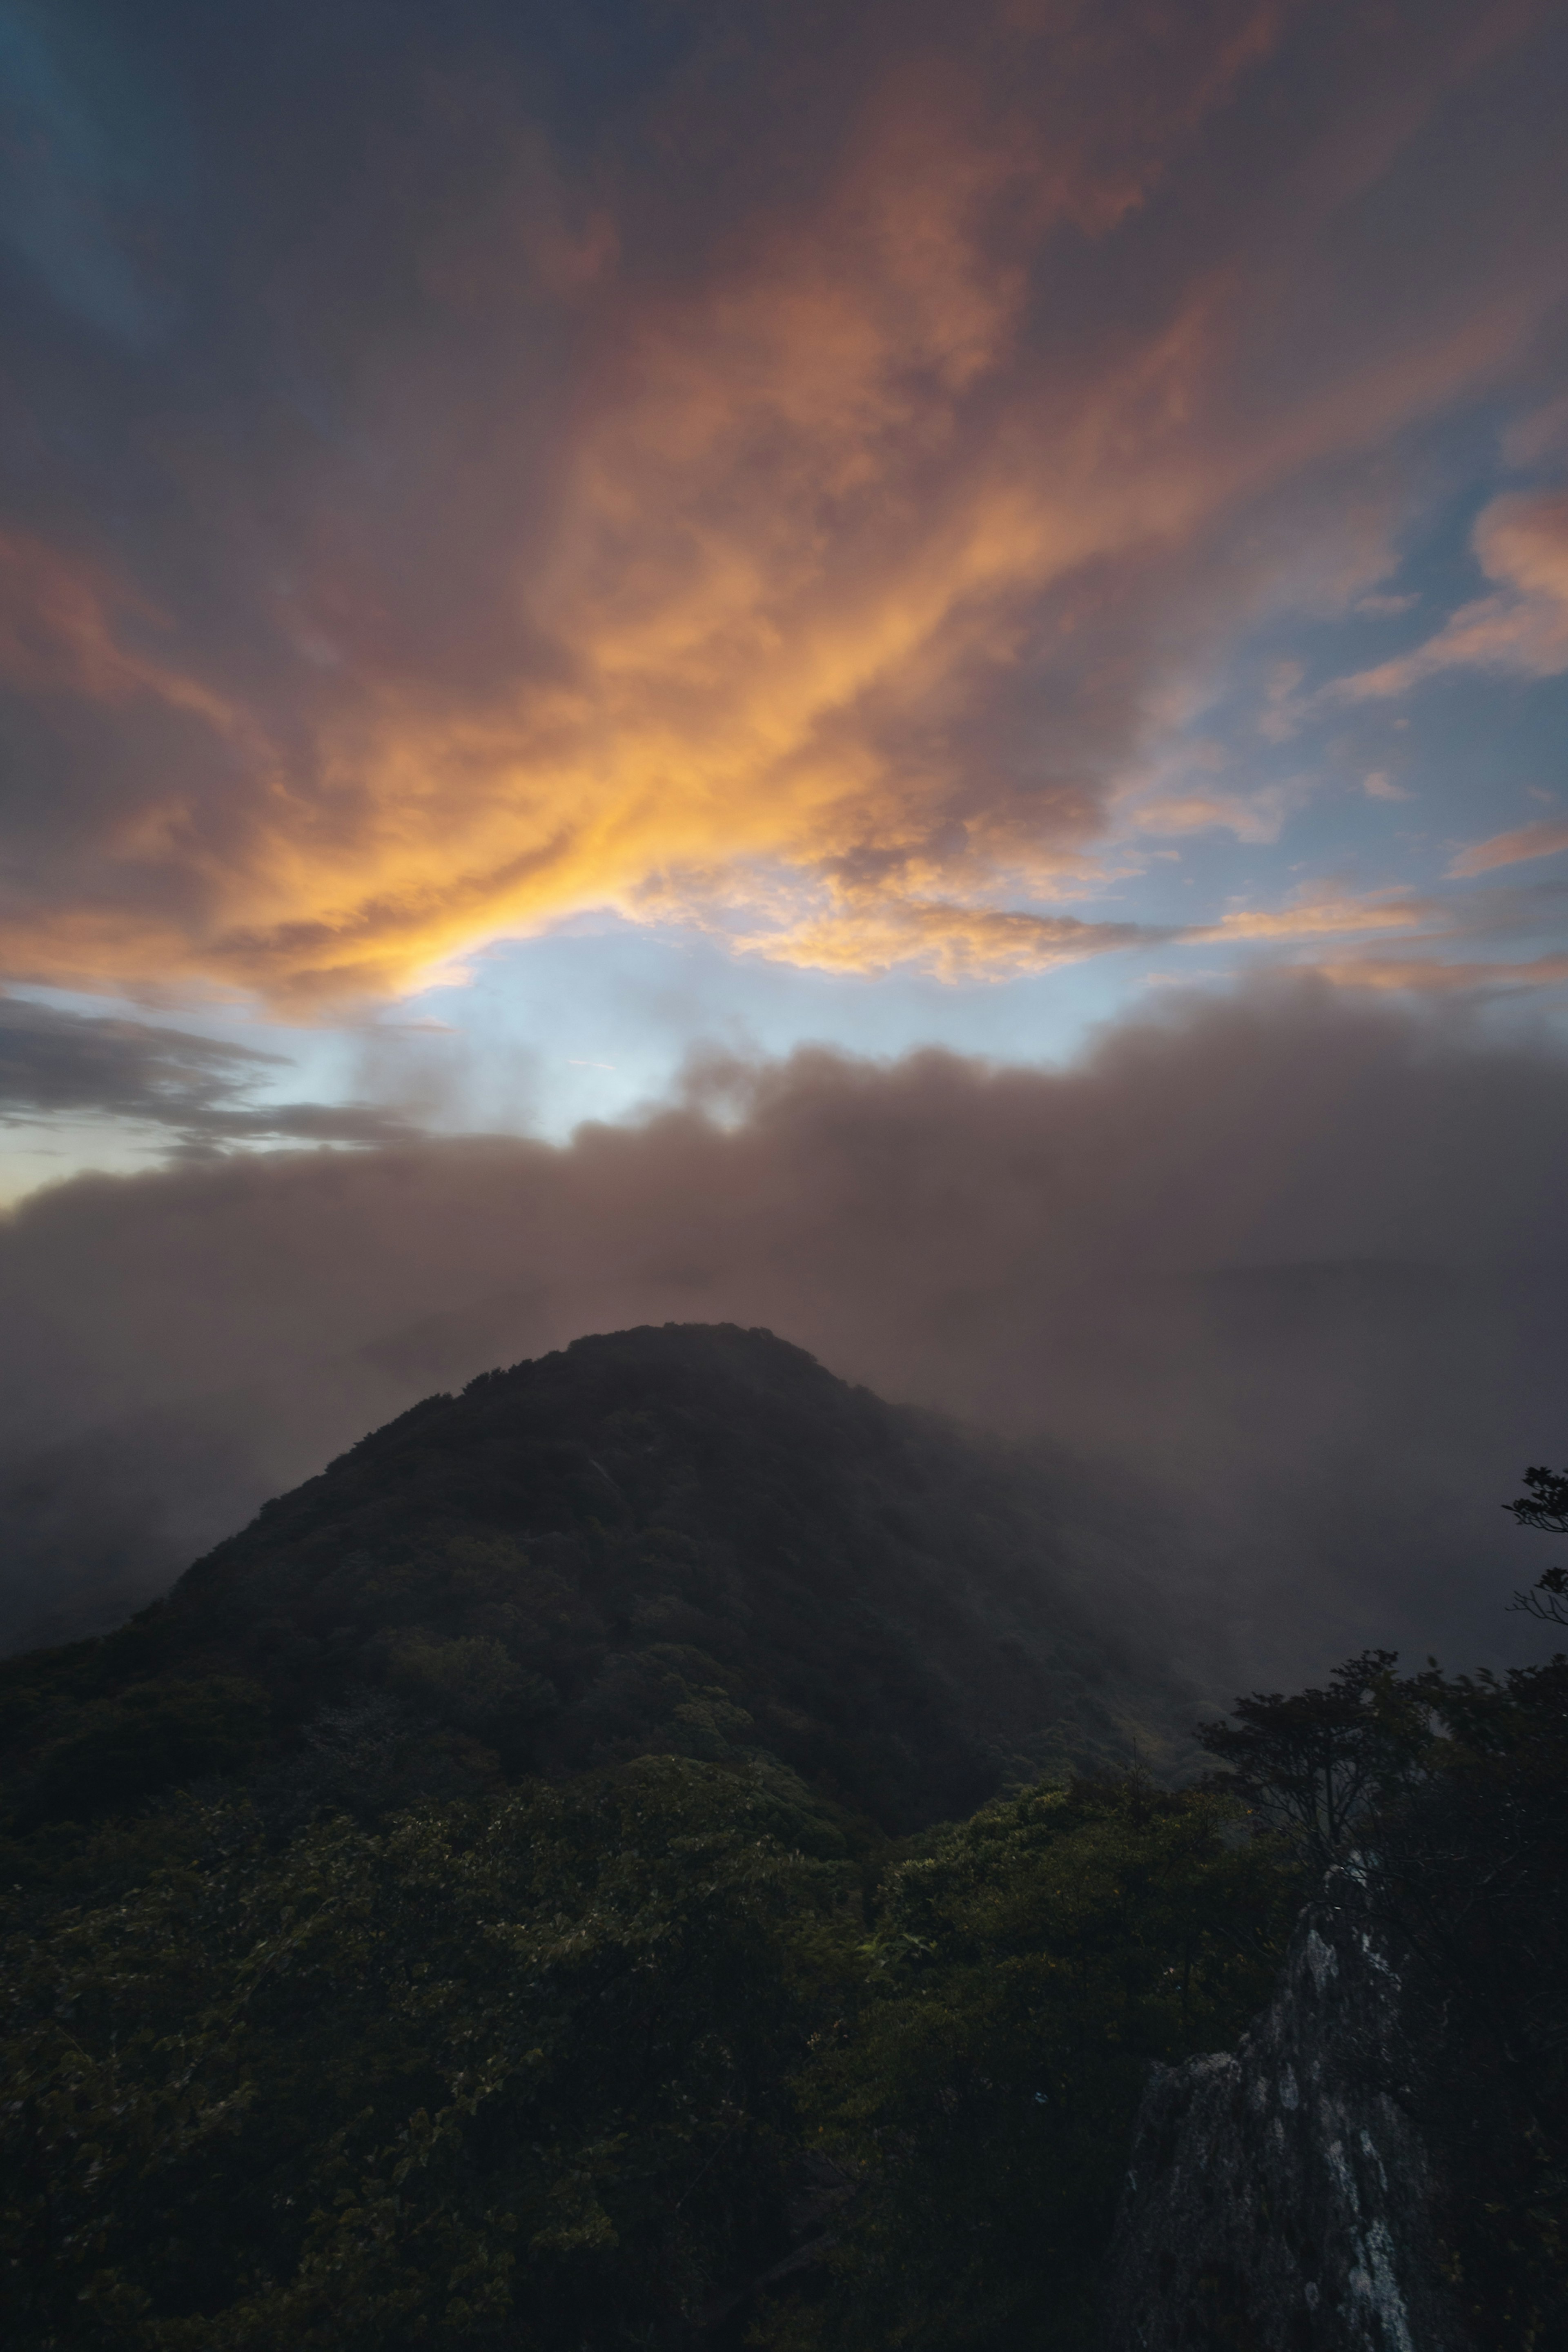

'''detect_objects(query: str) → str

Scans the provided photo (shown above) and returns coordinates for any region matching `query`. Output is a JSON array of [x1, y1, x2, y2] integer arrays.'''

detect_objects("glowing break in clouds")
[[2, 0, 1568, 1007]]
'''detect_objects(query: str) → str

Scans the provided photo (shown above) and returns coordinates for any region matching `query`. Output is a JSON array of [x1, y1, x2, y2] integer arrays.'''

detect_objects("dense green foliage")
[[0, 1765, 1290, 2350], [3, 1760, 851, 2349], [758, 1779, 1297, 2352], [0, 1326, 1188, 1860]]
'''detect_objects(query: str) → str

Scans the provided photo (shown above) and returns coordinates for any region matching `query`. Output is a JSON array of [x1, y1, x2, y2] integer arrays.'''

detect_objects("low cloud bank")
[[2, 982, 1564, 1690]]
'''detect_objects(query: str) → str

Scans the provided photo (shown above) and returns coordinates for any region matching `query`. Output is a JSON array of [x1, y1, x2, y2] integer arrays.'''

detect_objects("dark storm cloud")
[[0, 994, 420, 1149], [2, 985, 1564, 1683]]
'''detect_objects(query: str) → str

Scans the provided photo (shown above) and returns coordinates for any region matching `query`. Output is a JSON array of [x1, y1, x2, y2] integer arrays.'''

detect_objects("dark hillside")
[[0, 1324, 1179, 1838]]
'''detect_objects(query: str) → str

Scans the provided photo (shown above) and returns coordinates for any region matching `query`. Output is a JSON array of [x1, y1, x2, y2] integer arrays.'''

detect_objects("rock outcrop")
[[1103, 1871, 1468, 2352]]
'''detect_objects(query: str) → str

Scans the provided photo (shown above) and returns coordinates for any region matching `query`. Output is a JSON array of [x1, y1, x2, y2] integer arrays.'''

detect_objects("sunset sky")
[[4, 0, 1568, 1675], [2, 0, 1567, 1192]]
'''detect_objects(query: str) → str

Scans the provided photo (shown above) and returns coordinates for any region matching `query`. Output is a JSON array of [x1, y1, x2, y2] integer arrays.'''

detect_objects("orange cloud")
[[1310, 951, 1568, 992], [0, 532, 236, 735], [1196, 890, 1437, 942], [732, 894, 1161, 982], [3, 3, 1565, 1009]]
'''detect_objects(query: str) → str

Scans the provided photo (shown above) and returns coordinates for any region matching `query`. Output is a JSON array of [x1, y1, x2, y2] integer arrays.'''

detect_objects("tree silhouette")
[[1194, 1648, 1402, 1868], [1505, 1463, 1568, 1628]]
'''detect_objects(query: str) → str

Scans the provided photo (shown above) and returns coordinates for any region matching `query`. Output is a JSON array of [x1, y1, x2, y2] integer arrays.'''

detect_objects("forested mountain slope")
[[2, 1337, 1560, 2349], [0, 1323, 1181, 1840]]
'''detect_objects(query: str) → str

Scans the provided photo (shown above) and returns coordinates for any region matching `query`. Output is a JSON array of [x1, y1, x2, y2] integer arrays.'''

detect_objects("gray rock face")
[[1103, 1875, 1468, 2351]]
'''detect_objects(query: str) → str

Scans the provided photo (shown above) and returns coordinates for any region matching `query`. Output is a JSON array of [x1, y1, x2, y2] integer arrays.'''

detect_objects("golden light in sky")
[[3, 0, 1566, 1018]]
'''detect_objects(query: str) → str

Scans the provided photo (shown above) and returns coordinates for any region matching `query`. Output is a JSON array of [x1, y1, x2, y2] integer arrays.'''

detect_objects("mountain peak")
[[2, 1325, 1184, 1834]]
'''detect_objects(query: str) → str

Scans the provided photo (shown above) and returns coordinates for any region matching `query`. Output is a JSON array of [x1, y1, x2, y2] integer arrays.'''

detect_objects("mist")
[[2, 980, 1565, 1691]]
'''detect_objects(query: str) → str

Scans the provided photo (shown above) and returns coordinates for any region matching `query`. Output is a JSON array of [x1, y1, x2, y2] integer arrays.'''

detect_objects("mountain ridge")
[[0, 1322, 1191, 1841]]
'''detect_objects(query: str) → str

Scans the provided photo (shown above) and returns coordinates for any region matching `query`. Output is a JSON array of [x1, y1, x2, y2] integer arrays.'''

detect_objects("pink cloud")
[[1447, 812, 1568, 876], [1333, 490, 1568, 702], [1130, 784, 1296, 844]]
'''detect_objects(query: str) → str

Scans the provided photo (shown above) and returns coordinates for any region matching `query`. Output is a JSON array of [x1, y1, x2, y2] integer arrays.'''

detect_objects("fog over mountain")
[[2, 982, 1564, 1684]]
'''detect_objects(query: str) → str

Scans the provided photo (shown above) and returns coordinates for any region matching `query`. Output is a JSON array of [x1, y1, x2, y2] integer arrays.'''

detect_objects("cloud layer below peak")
[[2, 984, 1564, 1687]]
